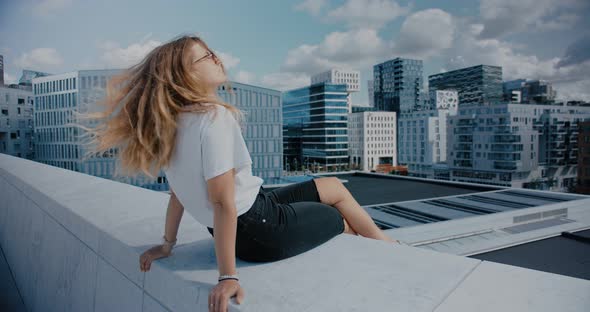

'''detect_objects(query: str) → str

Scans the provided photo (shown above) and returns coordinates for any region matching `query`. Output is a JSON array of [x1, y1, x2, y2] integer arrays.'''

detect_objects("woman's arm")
[[163, 189, 184, 253], [206, 169, 238, 276]]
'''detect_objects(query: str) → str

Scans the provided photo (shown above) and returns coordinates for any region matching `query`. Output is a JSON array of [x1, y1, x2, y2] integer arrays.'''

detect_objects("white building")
[[398, 90, 458, 178], [348, 111, 397, 171], [447, 103, 590, 191], [311, 69, 360, 113]]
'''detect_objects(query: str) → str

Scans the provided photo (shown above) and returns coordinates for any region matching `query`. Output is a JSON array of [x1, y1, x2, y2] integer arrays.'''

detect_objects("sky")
[[1, 0, 590, 105]]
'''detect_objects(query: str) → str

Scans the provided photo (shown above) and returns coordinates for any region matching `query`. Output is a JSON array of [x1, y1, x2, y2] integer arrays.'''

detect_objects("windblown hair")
[[74, 34, 245, 180]]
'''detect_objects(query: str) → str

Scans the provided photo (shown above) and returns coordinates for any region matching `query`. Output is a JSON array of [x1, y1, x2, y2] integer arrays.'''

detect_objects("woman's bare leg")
[[314, 177, 402, 244]]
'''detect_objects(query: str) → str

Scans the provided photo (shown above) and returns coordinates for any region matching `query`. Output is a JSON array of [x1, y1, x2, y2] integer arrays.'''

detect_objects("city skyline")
[[1, 0, 589, 105]]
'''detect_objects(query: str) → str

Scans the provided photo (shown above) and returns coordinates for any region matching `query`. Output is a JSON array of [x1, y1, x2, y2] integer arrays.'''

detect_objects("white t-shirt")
[[163, 104, 264, 228]]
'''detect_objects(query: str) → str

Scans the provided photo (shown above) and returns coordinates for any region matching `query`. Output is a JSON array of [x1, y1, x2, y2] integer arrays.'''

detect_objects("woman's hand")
[[208, 279, 245, 312], [139, 244, 172, 272]]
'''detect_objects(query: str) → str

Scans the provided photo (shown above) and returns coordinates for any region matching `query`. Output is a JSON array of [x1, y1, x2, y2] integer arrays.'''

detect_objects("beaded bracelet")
[[161, 235, 177, 248], [218, 274, 239, 282]]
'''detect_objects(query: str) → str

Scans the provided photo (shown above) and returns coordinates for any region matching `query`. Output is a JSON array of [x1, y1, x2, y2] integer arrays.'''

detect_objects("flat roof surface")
[[469, 228, 590, 280], [267, 172, 498, 206]]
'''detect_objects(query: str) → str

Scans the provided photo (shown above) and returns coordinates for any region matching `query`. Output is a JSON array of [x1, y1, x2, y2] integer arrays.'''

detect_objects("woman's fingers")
[[140, 254, 151, 272]]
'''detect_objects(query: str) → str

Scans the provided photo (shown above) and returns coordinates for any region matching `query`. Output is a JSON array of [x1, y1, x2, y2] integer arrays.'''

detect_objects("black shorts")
[[207, 179, 345, 262]]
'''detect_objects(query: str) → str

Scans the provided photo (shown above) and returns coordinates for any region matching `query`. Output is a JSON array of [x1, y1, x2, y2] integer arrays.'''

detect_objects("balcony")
[[493, 161, 519, 170], [488, 152, 521, 161], [550, 151, 565, 158], [455, 152, 472, 160], [550, 143, 566, 150], [457, 119, 476, 126], [551, 134, 565, 142], [454, 144, 473, 151], [548, 159, 566, 166], [454, 160, 473, 167], [454, 128, 474, 135], [492, 135, 520, 143], [491, 144, 523, 152], [457, 135, 473, 143], [494, 126, 512, 134]]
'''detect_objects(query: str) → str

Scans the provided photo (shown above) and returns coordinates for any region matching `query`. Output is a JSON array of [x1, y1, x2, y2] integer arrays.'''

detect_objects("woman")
[[79, 34, 404, 312]]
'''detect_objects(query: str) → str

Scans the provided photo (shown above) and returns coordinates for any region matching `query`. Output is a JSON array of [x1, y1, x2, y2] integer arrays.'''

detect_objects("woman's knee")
[[314, 177, 344, 205]]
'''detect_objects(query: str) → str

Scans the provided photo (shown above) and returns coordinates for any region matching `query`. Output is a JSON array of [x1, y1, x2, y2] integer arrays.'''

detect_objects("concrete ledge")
[[1, 153, 589, 311]]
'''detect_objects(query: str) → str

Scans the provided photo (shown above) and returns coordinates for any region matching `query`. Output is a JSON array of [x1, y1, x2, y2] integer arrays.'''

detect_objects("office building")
[[429, 65, 502, 106], [447, 103, 590, 190], [311, 69, 360, 113], [503, 79, 557, 104], [577, 121, 590, 194], [373, 58, 423, 114], [399, 90, 458, 178], [0, 83, 35, 159], [283, 83, 349, 172], [348, 111, 397, 171]]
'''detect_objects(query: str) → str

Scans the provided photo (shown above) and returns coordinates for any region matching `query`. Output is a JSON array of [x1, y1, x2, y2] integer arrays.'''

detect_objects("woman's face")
[[188, 42, 226, 91]]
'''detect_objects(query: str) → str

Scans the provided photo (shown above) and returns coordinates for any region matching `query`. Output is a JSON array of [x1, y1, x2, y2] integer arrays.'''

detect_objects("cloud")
[[437, 17, 590, 101], [294, 0, 328, 16], [552, 78, 590, 101], [535, 13, 580, 31], [14, 48, 63, 70], [233, 70, 256, 85], [478, 0, 586, 38], [98, 39, 162, 68], [32, 0, 73, 17], [392, 9, 454, 59], [282, 28, 389, 75], [260, 72, 311, 91], [327, 0, 410, 29], [3, 72, 17, 85], [557, 34, 590, 68], [215, 51, 240, 70]]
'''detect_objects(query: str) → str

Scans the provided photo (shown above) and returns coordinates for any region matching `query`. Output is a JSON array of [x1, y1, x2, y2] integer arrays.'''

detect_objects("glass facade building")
[[283, 83, 349, 171], [373, 58, 423, 114], [428, 65, 502, 106]]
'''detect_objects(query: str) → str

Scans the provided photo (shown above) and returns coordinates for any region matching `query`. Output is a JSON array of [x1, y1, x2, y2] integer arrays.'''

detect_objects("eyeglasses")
[[192, 50, 220, 65]]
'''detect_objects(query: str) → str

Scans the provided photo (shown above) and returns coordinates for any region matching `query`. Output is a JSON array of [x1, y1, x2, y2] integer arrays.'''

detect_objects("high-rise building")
[[311, 69, 360, 113], [32, 70, 283, 191], [0, 82, 35, 159], [0, 55, 4, 86], [282, 83, 349, 172], [398, 90, 458, 178], [368, 79, 374, 108], [373, 58, 423, 114], [348, 111, 397, 171], [503, 79, 556, 104], [447, 103, 590, 190], [429, 65, 502, 106], [577, 121, 590, 194]]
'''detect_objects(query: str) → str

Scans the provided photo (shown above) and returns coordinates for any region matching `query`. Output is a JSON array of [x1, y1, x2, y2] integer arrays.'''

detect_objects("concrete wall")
[[1, 153, 589, 312]]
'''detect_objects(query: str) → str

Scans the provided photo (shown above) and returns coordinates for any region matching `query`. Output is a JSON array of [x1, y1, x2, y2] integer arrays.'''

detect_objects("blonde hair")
[[74, 34, 245, 180]]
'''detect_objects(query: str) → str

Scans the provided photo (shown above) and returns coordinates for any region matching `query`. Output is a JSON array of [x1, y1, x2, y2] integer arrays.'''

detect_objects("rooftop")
[[1, 153, 589, 311]]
